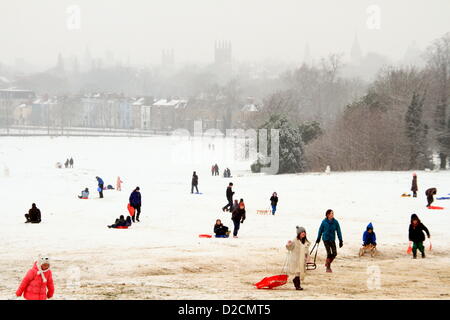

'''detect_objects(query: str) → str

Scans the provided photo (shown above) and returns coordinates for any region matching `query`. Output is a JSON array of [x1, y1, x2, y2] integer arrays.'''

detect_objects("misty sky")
[[1, 0, 449, 68]]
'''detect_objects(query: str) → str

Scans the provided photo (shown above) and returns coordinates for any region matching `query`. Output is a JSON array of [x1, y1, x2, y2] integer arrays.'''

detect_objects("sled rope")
[[307, 242, 319, 270]]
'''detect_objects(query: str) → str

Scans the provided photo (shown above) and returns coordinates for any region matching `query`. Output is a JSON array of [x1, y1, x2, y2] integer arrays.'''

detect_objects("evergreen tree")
[[405, 91, 429, 169], [252, 114, 307, 174]]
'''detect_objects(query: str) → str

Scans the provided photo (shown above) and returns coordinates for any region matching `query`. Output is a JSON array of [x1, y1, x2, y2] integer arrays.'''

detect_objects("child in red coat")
[[16, 255, 54, 300]]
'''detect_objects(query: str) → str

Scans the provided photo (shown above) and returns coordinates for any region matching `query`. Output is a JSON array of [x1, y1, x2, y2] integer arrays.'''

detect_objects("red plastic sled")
[[428, 206, 444, 210], [127, 203, 135, 216], [198, 234, 212, 238], [115, 226, 129, 229], [254, 274, 288, 289]]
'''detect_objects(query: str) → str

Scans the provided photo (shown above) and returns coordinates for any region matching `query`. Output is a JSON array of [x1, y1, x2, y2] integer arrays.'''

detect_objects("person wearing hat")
[[315, 209, 343, 273], [286, 226, 310, 290], [231, 199, 246, 238], [129, 187, 142, 222], [409, 214, 430, 259], [96, 176, 104, 198], [25, 203, 41, 223], [359, 223, 377, 257], [411, 173, 418, 198], [78, 188, 89, 199], [16, 255, 54, 300]]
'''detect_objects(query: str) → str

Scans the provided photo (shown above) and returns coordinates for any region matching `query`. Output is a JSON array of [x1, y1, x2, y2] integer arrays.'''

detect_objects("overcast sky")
[[1, 0, 449, 68]]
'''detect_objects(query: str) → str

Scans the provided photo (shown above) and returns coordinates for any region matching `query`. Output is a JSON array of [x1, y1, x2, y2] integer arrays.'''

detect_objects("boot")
[[413, 252, 417, 259], [325, 258, 332, 272], [293, 276, 302, 290], [327, 257, 335, 273], [421, 251, 426, 258]]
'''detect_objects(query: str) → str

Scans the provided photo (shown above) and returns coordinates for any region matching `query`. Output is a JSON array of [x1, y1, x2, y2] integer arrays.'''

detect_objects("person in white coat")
[[286, 226, 311, 290]]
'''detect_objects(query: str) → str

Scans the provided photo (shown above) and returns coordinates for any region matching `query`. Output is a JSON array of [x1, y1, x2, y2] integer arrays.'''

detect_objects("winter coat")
[[81, 190, 89, 198], [16, 263, 54, 300], [362, 223, 377, 245], [270, 196, 278, 206], [409, 223, 430, 243], [214, 224, 228, 236], [226, 186, 234, 201], [232, 207, 246, 222], [411, 176, 418, 192], [286, 238, 310, 280], [192, 174, 198, 186], [425, 188, 436, 197], [316, 218, 343, 243], [116, 177, 123, 189], [28, 206, 41, 223], [129, 190, 141, 206], [96, 177, 104, 186]]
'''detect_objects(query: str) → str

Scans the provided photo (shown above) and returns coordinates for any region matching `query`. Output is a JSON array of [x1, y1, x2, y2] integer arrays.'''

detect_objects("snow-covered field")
[[0, 136, 449, 300]]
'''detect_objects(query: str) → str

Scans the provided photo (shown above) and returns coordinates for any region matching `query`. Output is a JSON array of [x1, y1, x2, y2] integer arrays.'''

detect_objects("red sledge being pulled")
[[254, 274, 288, 289], [127, 203, 135, 216], [428, 206, 444, 210]]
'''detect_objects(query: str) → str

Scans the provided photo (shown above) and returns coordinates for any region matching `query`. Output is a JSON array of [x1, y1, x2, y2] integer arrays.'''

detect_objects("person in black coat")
[[409, 214, 430, 258], [270, 192, 279, 215], [191, 171, 199, 194], [425, 188, 437, 207], [129, 187, 142, 222], [231, 199, 246, 238], [222, 182, 234, 212], [214, 219, 229, 237], [69, 157, 74, 168], [108, 215, 126, 228], [411, 173, 418, 197], [25, 203, 41, 223]]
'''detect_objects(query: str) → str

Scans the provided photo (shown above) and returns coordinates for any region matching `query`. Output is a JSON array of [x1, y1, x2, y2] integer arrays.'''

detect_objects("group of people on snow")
[[211, 164, 219, 176], [64, 157, 74, 169], [410, 172, 439, 207]]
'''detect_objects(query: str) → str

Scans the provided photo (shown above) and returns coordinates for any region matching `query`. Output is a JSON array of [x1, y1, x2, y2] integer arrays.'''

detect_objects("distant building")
[[0, 89, 36, 126], [350, 34, 363, 66], [150, 99, 188, 131]]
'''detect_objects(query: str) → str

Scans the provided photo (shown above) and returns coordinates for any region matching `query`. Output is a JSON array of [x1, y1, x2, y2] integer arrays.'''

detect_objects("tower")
[[214, 41, 232, 67], [350, 34, 363, 65], [162, 49, 175, 67]]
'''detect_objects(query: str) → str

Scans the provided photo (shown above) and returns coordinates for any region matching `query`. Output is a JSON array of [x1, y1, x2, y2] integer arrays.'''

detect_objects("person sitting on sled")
[[16, 255, 54, 300], [214, 219, 229, 237], [425, 188, 437, 207], [78, 188, 89, 199], [359, 223, 377, 257], [108, 215, 126, 228], [124, 216, 132, 227], [409, 214, 430, 259], [286, 226, 310, 291]]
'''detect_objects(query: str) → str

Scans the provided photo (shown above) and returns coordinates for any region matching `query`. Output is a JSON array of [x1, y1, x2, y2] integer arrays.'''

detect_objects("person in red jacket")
[[16, 255, 54, 300]]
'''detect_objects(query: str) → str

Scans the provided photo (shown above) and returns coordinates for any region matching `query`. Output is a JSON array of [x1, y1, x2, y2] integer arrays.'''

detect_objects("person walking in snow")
[[409, 214, 430, 259], [231, 199, 246, 238], [69, 157, 74, 168], [286, 226, 311, 290], [411, 173, 418, 198], [222, 182, 234, 212], [64, 159, 69, 168], [96, 176, 104, 198], [25, 203, 41, 224], [214, 164, 219, 176], [359, 223, 377, 257], [270, 192, 278, 215], [191, 171, 199, 194], [16, 255, 54, 300], [316, 209, 343, 273], [129, 187, 142, 222], [116, 176, 123, 191], [425, 187, 437, 207], [211, 165, 215, 176]]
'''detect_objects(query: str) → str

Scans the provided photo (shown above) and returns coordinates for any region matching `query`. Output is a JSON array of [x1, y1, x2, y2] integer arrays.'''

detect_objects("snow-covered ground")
[[0, 136, 449, 300]]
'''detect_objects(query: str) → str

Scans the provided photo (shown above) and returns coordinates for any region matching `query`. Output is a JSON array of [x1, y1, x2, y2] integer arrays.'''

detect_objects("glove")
[[339, 241, 343, 248], [316, 240, 320, 244], [240, 220, 244, 224]]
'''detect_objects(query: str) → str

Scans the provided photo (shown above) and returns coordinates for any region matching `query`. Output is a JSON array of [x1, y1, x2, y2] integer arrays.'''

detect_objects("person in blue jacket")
[[96, 176, 104, 198], [359, 223, 377, 257], [129, 187, 142, 223], [315, 209, 343, 273]]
